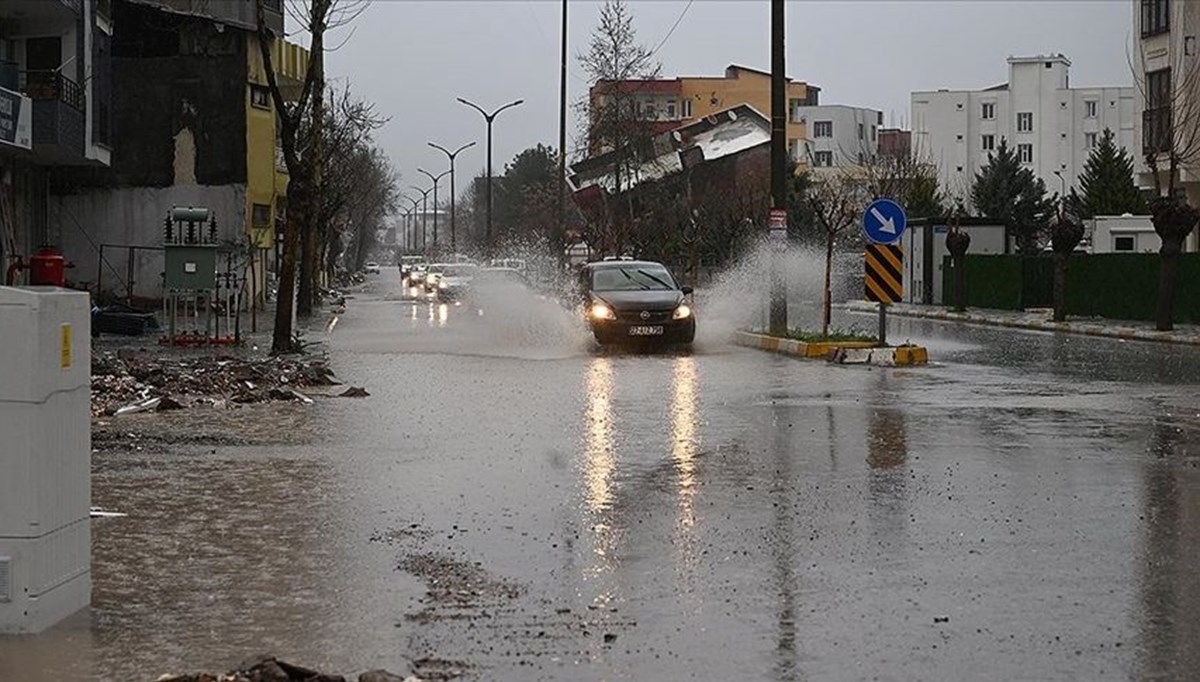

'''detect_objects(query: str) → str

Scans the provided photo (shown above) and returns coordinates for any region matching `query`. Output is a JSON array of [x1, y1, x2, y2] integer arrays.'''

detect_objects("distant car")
[[435, 263, 479, 301], [399, 256, 427, 284], [578, 259, 695, 346], [423, 263, 448, 292], [364, 262, 381, 274]]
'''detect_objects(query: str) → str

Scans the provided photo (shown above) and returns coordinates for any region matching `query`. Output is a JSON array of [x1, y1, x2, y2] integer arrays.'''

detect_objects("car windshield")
[[591, 265, 676, 291], [427, 264, 446, 274]]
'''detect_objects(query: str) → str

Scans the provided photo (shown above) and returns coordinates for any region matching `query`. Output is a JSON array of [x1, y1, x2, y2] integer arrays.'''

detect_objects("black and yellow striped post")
[[864, 244, 903, 345]]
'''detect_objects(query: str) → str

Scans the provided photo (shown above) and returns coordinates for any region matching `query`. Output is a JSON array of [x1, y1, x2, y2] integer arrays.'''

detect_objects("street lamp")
[[418, 167, 451, 253], [457, 96, 525, 254], [409, 185, 432, 253], [404, 197, 421, 252], [429, 140, 477, 255]]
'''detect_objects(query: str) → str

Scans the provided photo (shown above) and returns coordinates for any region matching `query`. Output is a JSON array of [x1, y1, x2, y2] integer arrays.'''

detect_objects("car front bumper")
[[588, 315, 695, 343]]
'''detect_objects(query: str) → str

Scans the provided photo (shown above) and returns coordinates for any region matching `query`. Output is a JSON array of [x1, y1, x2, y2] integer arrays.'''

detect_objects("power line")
[[649, 0, 694, 59]]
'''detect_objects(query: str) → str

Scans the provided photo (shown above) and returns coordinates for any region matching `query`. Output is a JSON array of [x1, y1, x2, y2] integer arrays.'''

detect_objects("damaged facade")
[[569, 104, 772, 261], [0, 0, 113, 281], [44, 0, 307, 304]]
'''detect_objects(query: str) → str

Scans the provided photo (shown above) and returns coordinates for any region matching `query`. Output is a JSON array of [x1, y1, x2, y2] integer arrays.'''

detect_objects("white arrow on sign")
[[870, 206, 896, 235]]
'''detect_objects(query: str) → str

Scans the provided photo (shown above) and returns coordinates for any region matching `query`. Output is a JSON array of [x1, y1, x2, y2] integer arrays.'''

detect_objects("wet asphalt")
[[3, 274, 1200, 681]]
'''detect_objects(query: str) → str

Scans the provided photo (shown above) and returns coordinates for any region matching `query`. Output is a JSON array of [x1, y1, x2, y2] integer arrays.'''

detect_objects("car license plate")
[[629, 325, 664, 336]]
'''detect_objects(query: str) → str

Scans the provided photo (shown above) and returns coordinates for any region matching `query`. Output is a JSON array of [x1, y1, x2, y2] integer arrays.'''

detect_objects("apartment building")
[[49, 0, 308, 302], [0, 0, 112, 272], [1132, 0, 1200, 210], [912, 55, 1137, 201], [587, 64, 818, 160], [793, 104, 882, 167]]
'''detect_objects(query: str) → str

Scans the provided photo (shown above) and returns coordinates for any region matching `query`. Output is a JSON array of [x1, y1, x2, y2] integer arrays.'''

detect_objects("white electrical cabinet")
[[0, 286, 91, 633]]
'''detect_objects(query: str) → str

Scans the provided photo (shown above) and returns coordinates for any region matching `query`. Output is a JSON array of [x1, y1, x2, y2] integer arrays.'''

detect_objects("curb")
[[843, 302, 1200, 347], [733, 330, 928, 366]]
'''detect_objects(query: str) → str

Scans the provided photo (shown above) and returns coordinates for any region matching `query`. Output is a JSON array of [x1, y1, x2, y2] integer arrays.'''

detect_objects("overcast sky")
[[320, 0, 1134, 201]]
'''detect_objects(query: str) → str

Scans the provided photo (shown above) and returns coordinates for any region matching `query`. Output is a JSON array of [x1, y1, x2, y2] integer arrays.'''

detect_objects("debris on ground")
[[340, 386, 370, 398], [156, 655, 416, 682], [92, 350, 339, 417]]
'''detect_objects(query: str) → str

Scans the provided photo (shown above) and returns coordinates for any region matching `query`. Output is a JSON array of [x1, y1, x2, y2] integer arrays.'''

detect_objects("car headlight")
[[590, 302, 616, 320], [673, 304, 692, 320], [439, 281, 448, 289]]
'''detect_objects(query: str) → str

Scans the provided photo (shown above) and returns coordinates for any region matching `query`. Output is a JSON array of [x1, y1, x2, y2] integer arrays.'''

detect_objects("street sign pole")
[[768, 0, 787, 335], [862, 199, 908, 346]]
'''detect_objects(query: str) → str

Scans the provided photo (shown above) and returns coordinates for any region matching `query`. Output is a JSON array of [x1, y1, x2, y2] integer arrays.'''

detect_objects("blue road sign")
[[862, 198, 907, 245]]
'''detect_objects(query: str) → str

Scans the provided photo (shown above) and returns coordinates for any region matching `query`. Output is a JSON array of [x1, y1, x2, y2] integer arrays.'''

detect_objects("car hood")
[[593, 290, 683, 311]]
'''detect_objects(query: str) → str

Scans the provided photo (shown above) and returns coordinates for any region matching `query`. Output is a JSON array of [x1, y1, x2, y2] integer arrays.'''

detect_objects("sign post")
[[862, 199, 908, 346]]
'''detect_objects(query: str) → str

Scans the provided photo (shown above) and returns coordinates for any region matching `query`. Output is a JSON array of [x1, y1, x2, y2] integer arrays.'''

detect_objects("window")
[[858, 123, 864, 140], [814, 151, 833, 167], [1017, 112, 1033, 132], [813, 121, 833, 138], [1141, 0, 1170, 37], [251, 203, 271, 227], [666, 101, 676, 119], [956, 134, 964, 141], [982, 134, 995, 151], [788, 139, 800, 161], [1085, 132, 1098, 149], [1085, 100, 1098, 118], [870, 126, 876, 141], [250, 84, 270, 109], [789, 98, 803, 123], [1144, 68, 1172, 154], [681, 98, 692, 118], [1017, 143, 1033, 164], [981, 102, 996, 120], [1114, 235, 1136, 252]]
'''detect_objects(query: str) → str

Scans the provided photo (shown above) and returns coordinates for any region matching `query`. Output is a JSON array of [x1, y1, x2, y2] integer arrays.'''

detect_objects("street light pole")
[[429, 141, 477, 255], [405, 197, 420, 252], [457, 97, 525, 255], [410, 185, 432, 253], [418, 169, 450, 253]]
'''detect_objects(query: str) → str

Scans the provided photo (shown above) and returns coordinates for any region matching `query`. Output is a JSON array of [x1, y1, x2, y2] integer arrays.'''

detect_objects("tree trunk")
[[297, 222, 317, 317], [1156, 234, 1183, 331], [298, 47, 325, 317], [953, 256, 967, 313], [271, 178, 306, 354], [822, 234, 833, 337], [1052, 251, 1069, 322]]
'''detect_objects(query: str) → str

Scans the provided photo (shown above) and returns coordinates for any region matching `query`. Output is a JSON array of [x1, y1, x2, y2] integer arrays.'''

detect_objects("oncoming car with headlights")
[[579, 259, 695, 346]]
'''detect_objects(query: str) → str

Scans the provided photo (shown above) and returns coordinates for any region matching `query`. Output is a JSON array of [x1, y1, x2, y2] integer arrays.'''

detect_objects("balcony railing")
[[20, 71, 85, 112]]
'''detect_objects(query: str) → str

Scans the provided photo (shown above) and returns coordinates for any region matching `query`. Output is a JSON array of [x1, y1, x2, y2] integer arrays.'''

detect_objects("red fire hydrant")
[[5, 246, 73, 286]]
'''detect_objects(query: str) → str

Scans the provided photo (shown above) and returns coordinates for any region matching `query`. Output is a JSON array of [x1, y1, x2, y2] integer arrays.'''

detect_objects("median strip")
[[733, 330, 929, 366]]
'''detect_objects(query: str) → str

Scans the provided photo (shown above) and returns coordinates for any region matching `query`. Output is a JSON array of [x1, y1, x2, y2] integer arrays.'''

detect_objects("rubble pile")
[[91, 350, 339, 417], [155, 655, 426, 682]]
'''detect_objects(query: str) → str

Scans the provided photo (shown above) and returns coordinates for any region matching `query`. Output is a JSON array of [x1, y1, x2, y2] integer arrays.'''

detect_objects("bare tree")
[[804, 168, 865, 336], [255, 0, 367, 352], [577, 0, 662, 256], [1131, 35, 1200, 330]]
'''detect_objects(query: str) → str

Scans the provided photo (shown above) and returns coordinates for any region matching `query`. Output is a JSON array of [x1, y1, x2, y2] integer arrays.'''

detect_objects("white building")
[[912, 55, 1137, 203], [793, 105, 883, 168], [1131, 0, 1200, 211]]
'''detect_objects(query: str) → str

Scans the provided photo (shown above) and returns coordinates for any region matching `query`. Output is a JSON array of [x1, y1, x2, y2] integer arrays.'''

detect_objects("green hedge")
[[944, 253, 1200, 323]]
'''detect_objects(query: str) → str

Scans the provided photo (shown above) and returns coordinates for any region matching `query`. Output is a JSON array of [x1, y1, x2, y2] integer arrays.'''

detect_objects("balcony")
[[21, 71, 86, 164]]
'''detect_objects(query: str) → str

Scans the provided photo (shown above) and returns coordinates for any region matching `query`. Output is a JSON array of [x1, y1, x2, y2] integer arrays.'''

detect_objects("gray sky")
[[321, 1, 1134, 203]]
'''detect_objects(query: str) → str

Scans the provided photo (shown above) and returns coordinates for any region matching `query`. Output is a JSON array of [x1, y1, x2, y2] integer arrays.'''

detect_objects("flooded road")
[[4, 276, 1200, 681]]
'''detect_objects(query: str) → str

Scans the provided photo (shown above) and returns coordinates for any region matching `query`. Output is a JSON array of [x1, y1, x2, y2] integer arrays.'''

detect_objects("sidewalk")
[[843, 301, 1200, 347]]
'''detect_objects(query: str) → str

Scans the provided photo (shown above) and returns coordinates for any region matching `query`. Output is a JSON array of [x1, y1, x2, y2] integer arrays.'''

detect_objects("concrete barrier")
[[733, 330, 928, 366]]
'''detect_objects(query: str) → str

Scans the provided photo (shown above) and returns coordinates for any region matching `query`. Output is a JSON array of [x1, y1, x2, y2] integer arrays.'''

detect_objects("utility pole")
[[429, 141, 476, 254], [458, 97, 525, 255], [557, 0, 568, 265], [768, 0, 788, 335]]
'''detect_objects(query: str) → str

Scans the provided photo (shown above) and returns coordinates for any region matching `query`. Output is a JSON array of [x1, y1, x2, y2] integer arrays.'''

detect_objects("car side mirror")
[[681, 286, 694, 295]]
